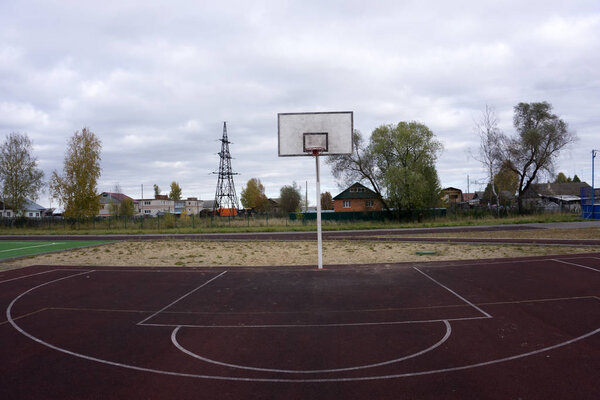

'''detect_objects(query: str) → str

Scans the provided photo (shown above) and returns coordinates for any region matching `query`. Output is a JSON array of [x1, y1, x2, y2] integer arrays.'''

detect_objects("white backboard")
[[278, 111, 353, 156]]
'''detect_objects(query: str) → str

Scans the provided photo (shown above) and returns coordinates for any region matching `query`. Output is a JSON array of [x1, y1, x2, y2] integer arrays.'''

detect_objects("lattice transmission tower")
[[213, 122, 239, 216]]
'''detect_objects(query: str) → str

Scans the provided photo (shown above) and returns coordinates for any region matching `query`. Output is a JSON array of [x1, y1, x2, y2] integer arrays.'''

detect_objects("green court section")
[[0, 241, 110, 260]]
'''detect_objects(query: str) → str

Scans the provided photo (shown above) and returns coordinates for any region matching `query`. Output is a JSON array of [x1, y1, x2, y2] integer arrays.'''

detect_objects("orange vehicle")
[[216, 208, 238, 217]]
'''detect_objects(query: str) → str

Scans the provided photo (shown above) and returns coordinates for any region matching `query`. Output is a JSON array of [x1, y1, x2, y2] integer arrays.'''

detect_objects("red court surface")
[[1, 254, 599, 399]]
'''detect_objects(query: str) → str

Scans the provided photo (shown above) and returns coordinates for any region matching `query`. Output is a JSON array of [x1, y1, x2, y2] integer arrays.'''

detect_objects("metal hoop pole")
[[314, 150, 323, 269]]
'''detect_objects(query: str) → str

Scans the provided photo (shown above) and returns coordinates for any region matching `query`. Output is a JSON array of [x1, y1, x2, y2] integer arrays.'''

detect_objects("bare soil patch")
[[1, 239, 599, 268]]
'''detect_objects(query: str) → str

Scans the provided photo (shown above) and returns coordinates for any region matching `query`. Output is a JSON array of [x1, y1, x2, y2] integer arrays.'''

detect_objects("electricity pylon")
[[213, 122, 239, 216]]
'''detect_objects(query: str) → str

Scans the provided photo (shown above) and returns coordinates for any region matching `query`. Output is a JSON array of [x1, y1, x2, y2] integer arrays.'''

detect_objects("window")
[[365, 200, 374, 208], [144, 201, 151, 206], [29, 212, 33, 217], [343, 200, 351, 208], [357, 187, 366, 192], [144, 210, 151, 214]]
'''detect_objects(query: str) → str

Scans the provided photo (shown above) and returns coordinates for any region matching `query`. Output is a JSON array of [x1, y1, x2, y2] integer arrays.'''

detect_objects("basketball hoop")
[[277, 111, 354, 269], [277, 112, 352, 157], [310, 147, 325, 156]]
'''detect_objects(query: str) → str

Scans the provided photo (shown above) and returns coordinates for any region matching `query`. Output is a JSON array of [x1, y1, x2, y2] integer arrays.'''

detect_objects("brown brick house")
[[333, 182, 384, 212]]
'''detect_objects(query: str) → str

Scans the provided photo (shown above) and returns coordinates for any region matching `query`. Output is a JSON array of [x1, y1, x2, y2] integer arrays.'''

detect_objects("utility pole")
[[467, 174, 470, 195], [305, 181, 308, 212], [213, 122, 240, 216], [592, 150, 598, 219], [141, 184, 144, 215]]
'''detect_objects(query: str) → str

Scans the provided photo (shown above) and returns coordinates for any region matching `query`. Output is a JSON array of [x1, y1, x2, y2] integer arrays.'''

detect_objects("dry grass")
[[1, 239, 598, 268], [401, 227, 600, 240]]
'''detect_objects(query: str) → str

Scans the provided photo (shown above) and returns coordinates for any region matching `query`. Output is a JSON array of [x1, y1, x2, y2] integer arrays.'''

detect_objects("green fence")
[[0, 206, 577, 232], [0, 214, 302, 231], [290, 209, 447, 222]]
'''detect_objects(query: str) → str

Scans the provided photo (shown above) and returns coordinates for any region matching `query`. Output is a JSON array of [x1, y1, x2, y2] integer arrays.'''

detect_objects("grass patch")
[[0, 240, 111, 260]]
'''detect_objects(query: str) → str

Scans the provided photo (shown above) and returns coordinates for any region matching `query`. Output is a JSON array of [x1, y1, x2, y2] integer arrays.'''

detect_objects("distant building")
[[442, 187, 463, 205], [470, 191, 485, 206], [333, 182, 383, 212], [174, 200, 185, 215], [462, 192, 475, 203], [0, 199, 46, 218], [183, 197, 203, 215], [98, 192, 137, 217], [0, 200, 14, 218], [267, 198, 280, 215], [137, 197, 175, 217], [96, 192, 215, 217], [521, 182, 591, 212]]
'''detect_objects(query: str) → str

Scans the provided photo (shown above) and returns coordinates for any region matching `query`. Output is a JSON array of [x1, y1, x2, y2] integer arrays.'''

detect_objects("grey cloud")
[[1, 1, 599, 206]]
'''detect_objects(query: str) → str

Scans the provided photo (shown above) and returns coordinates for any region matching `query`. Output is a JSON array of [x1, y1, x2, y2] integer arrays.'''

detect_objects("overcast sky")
[[1, 1, 599, 207]]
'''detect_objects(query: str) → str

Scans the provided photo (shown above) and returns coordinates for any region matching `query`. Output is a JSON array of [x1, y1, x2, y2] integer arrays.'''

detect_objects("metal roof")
[[333, 182, 378, 200]]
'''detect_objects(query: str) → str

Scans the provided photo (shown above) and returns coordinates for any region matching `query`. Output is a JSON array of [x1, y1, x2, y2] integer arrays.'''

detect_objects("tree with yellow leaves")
[[50, 128, 102, 219]]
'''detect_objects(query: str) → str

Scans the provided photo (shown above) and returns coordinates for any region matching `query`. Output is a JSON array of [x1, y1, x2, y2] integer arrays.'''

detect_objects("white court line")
[[0, 307, 48, 327], [551, 258, 600, 273], [0, 242, 61, 253], [6, 269, 600, 382], [414, 255, 597, 270], [477, 295, 598, 307], [56, 269, 236, 275], [171, 321, 451, 374], [0, 268, 98, 285], [140, 315, 488, 329], [39, 295, 599, 318], [50, 255, 586, 273], [5, 271, 94, 328], [0, 269, 57, 284], [413, 267, 492, 318], [137, 270, 227, 326]]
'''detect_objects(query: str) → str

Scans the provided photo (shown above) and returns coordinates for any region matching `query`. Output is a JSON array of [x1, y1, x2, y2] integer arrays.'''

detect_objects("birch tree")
[[472, 105, 502, 208], [0, 133, 44, 215]]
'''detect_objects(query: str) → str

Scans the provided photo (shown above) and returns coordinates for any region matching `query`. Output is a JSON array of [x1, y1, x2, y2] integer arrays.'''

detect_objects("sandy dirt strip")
[[1, 238, 599, 269]]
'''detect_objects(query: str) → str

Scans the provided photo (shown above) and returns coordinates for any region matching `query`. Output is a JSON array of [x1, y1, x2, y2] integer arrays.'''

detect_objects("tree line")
[[0, 128, 103, 219], [473, 102, 576, 213], [324, 101, 576, 216], [0, 101, 577, 219], [0, 127, 209, 219], [240, 178, 337, 214]]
